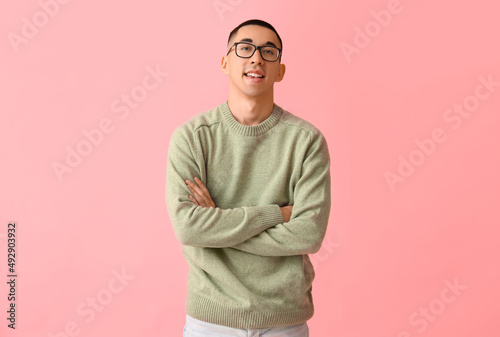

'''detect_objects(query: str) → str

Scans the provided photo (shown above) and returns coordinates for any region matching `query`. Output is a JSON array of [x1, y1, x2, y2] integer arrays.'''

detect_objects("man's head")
[[221, 19, 286, 100], [227, 19, 283, 58]]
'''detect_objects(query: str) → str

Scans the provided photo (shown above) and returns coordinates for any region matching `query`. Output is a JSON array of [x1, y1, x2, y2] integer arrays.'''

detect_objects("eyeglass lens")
[[235, 43, 279, 61]]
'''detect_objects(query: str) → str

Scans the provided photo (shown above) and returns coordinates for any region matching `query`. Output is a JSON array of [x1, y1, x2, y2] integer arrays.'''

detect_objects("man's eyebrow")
[[238, 38, 278, 48]]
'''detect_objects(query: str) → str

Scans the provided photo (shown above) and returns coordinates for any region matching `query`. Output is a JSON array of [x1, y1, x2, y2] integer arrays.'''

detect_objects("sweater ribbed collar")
[[220, 100, 283, 136]]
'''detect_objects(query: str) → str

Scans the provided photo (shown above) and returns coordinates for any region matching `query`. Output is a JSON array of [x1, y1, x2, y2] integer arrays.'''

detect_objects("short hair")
[[227, 19, 283, 52]]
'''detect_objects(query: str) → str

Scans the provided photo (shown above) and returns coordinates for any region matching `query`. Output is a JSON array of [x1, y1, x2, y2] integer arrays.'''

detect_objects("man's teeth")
[[246, 73, 263, 78]]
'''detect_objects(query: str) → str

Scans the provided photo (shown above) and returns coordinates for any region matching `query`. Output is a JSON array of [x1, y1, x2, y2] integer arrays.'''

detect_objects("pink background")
[[1, 0, 499, 336]]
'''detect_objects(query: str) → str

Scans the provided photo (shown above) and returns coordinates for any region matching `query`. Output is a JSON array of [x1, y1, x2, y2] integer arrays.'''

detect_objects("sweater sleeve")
[[231, 130, 331, 256], [165, 126, 284, 248]]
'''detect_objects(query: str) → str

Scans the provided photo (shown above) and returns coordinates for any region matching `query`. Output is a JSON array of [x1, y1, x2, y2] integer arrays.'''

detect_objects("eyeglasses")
[[227, 42, 282, 62]]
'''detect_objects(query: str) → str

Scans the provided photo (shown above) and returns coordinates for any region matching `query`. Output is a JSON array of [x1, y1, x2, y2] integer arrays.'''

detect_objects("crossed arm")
[[185, 177, 293, 222], [166, 126, 331, 256], [182, 168, 329, 257]]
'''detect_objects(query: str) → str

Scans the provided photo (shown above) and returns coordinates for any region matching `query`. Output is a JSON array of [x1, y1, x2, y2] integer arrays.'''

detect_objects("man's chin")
[[229, 82, 272, 99], [241, 85, 272, 97]]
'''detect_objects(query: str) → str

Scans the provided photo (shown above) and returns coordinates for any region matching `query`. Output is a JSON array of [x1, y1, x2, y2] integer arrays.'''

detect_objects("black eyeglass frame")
[[227, 42, 282, 62]]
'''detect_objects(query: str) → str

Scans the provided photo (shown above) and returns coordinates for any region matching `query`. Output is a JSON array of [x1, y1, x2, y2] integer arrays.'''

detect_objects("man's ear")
[[221, 56, 229, 75], [275, 63, 286, 82]]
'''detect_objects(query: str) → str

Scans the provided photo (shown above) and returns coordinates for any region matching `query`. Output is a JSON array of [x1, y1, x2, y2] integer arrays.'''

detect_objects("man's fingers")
[[195, 177, 216, 208], [188, 195, 199, 206], [194, 177, 212, 197], [185, 178, 212, 207], [186, 180, 203, 197], [193, 178, 213, 207], [186, 181, 202, 202], [190, 178, 211, 205], [187, 184, 206, 206]]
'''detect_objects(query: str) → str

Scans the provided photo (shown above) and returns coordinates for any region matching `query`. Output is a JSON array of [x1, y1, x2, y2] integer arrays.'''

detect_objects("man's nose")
[[250, 48, 264, 64]]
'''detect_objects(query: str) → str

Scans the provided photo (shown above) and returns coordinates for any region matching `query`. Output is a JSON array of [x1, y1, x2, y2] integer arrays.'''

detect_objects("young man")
[[166, 19, 331, 336]]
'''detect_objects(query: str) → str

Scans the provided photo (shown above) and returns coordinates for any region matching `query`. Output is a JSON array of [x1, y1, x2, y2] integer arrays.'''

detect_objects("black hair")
[[227, 19, 283, 52]]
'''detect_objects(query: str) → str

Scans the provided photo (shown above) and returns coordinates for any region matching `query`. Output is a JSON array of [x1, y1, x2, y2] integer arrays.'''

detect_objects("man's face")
[[221, 25, 286, 99]]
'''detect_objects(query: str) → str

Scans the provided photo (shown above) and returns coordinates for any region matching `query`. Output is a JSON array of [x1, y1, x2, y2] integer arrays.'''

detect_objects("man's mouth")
[[244, 71, 265, 78]]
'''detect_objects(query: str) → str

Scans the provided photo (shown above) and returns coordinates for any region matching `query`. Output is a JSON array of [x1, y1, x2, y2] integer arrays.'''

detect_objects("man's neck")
[[227, 92, 275, 126]]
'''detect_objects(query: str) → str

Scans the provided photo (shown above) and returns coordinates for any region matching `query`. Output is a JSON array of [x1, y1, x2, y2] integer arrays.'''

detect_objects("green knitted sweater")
[[165, 100, 331, 329]]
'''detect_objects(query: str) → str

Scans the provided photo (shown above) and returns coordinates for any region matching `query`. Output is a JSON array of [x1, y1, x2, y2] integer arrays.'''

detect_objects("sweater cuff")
[[256, 204, 283, 229]]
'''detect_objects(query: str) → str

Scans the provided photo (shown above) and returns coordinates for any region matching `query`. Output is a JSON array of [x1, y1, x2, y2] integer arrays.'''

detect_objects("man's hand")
[[185, 177, 216, 208], [185, 177, 292, 222], [280, 205, 293, 223]]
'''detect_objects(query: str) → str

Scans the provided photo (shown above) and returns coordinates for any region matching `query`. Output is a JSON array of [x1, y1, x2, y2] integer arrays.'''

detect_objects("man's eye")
[[263, 49, 276, 55]]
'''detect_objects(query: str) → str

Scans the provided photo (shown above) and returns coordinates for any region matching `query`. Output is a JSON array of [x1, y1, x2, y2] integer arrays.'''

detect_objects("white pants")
[[183, 315, 309, 337]]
